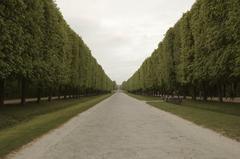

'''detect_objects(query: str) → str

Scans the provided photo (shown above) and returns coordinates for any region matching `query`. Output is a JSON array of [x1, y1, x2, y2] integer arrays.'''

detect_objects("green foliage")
[[122, 0, 240, 100], [0, 94, 111, 157], [0, 0, 115, 103]]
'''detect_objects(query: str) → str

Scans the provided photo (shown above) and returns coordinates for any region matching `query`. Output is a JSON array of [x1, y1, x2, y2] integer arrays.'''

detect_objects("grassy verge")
[[0, 94, 111, 158], [126, 93, 240, 141], [126, 93, 163, 101]]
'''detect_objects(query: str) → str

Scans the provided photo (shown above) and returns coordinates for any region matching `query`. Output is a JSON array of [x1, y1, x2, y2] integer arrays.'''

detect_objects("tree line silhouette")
[[0, 0, 116, 105], [122, 0, 240, 102]]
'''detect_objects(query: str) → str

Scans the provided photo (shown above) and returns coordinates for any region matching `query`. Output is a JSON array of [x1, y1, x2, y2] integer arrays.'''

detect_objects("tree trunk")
[[78, 87, 81, 99], [182, 86, 186, 99], [218, 83, 223, 102], [223, 84, 226, 99], [0, 79, 4, 106], [37, 86, 41, 103], [37, 96, 41, 103], [203, 82, 207, 101], [21, 78, 27, 105], [58, 85, 61, 100], [63, 85, 67, 99], [183, 95, 186, 99], [74, 87, 77, 99], [233, 82, 237, 98], [192, 86, 197, 100], [48, 87, 52, 102]]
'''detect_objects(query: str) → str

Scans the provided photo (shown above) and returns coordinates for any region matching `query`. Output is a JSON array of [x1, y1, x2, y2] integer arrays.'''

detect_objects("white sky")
[[55, 0, 196, 84]]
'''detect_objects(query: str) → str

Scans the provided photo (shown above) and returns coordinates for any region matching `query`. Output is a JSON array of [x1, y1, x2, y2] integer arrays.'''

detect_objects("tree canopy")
[[0, 0, 116, 105], [122, 0, 240, 102]]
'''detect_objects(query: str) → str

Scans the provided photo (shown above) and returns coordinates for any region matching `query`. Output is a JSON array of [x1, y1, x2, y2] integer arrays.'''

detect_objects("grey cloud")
[[56, 0, 196, 84]]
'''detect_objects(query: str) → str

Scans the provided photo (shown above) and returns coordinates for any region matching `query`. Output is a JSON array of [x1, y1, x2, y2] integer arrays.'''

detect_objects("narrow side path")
[[8, 93, 240, 159]]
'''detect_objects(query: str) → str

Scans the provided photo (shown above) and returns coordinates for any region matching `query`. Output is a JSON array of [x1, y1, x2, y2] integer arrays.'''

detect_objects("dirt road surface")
[[8, 93, 240, 159]]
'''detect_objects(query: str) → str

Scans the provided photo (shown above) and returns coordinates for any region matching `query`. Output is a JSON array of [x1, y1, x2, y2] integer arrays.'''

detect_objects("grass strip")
[[126, 93, 163, 101], [0, 94, 111, 158], [0, 97, 98, 130], [127, 93, 240, 141]]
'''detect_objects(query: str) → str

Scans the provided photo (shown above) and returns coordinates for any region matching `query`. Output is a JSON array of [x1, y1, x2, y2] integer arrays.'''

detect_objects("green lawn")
[[127, 93, 240, 141], [126, 93, 163, 101], [0, 97, 103, 130], [0, 94, 111, 158]]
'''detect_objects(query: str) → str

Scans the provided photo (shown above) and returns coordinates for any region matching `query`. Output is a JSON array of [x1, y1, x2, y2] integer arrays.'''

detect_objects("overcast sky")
[[55, 0, 196, 84]]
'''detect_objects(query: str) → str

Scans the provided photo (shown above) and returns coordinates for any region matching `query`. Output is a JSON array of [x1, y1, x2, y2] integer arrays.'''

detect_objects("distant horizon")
[[55, 0, 196, 84]]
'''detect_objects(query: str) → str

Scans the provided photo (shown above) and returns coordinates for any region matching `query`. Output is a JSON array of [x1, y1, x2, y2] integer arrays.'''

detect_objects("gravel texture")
[[8, 93, 240, 159]]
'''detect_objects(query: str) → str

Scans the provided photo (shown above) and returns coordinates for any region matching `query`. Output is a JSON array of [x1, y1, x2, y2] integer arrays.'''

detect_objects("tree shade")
[[0, 0, 116, 105], [122, 0, 240, 102]]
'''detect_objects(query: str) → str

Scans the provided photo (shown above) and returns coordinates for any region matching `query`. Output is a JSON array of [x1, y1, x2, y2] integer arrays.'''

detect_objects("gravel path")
[[8, 93, 240, 159]]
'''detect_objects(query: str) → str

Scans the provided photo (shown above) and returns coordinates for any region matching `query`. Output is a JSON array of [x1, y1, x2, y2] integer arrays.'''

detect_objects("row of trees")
[[122, 0, 240, 102], [0, 0, 116, 105]]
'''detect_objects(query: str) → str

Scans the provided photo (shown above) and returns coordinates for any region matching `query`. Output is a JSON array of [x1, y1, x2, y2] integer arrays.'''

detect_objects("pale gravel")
[[7, 93, 240, 159]]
